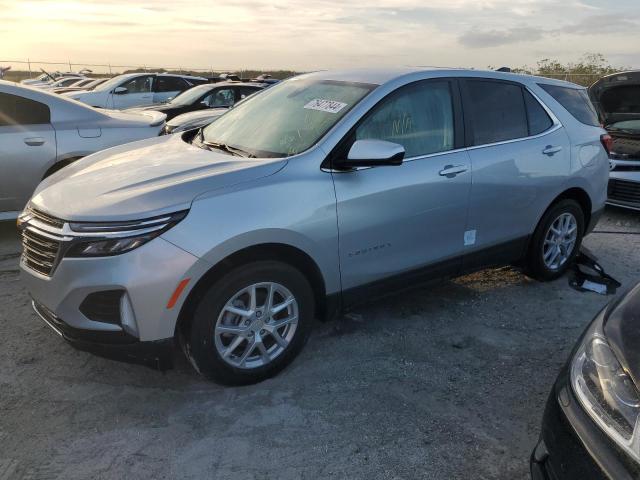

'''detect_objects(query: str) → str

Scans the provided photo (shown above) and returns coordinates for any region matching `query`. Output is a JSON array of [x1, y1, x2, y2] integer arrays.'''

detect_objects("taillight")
[[600, 134, 613, 156]]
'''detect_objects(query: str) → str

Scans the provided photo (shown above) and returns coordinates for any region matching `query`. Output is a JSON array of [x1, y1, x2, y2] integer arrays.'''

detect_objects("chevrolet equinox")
[[19, 68, 610, 384]]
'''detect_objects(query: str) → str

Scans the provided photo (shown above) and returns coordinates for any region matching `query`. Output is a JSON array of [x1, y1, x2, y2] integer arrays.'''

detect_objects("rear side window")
[[464, 80, 528, 145], [356, 80, 454, 158], [524, 90, 553, 135], [0, 92, 50, 126], [539, 84, 599, 126], [156, 76, 188, 93]]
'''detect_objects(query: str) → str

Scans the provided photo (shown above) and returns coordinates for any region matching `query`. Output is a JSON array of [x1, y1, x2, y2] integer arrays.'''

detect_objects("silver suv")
[[19, 68, 609, 384]]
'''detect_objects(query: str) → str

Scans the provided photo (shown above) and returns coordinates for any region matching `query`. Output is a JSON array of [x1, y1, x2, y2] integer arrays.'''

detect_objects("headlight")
[[66, 210, 187, 257], [571, 308, 640, 461]]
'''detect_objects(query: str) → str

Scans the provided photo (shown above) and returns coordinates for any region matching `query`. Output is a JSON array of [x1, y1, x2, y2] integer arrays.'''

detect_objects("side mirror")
[[341, 139, 405, 167], [113, 86, 128, 95]]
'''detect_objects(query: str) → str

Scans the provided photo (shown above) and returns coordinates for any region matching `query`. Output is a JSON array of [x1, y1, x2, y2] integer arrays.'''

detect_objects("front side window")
[[465, 80, 528, 145], [120, 75, 153, 94], [203, 88, 235, 107], [0, 92, 50, 126], [201, 78, 375, 157], [355, 80, 454, 158], [539, 84, 600, 127]]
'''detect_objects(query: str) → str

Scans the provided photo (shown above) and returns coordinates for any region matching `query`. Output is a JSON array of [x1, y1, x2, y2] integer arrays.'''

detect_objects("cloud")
[[563, 14, 639, 34], [458, 26, 545, 48]]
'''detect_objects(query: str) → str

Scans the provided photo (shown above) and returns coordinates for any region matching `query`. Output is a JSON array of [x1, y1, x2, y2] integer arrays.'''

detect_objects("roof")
[[296, 67, 584, 89]]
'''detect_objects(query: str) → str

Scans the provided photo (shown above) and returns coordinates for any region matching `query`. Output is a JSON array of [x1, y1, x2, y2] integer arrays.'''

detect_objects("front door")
[[331, 79, 471, 297], [112, 75, 155, 109]]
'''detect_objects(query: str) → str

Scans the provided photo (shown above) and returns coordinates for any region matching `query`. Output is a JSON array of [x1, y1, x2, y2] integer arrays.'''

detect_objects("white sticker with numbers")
[[464, 230, 477, 246], [303, 99, 347, 114]]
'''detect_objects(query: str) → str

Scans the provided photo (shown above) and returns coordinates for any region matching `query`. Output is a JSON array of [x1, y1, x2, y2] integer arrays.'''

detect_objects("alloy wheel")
[[542, 212, 578, 271]]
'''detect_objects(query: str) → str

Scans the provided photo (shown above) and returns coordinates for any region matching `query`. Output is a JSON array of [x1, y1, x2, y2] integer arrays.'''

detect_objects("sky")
[[1, 0, 639, 73]]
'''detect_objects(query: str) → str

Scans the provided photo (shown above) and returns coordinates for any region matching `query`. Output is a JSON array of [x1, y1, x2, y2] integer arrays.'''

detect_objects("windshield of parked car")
[[92, 75, 134, 93], [200, 78, 375, 158], [169, 84, 215, 106], [609, 119, 640, 132]]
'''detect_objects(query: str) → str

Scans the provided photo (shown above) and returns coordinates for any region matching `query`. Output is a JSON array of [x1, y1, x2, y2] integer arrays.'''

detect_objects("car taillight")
[[600, 134, 613, 156]]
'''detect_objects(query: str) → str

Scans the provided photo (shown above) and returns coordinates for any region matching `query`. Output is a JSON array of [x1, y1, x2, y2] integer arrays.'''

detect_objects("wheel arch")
[[175, 242, 333, 340], [546, 187, 593, 230]]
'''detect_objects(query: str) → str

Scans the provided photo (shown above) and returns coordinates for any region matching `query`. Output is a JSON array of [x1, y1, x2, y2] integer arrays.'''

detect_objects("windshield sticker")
[[304, 99, 347, 114]]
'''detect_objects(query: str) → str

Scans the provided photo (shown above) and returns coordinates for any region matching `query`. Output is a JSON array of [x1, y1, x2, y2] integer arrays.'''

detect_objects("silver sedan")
[[0, 80, 166, 219]]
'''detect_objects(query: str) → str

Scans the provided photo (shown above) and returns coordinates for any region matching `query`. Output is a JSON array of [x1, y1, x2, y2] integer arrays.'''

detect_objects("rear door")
[[331, 79, 471, 296], [153, 76, 190, 104], [460, 78, 571, 268], [0, 92, 56, 213], [112, 75, 155, 109]]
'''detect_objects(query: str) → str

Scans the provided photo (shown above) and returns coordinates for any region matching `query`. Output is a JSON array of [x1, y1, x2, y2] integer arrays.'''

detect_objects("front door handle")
[[542, 145, 563, 156], [24, 137, 45, 146], [439, 164, 468, 178]]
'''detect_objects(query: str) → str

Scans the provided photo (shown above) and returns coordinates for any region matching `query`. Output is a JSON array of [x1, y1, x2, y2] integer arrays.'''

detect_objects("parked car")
[[63, 73, 208, 109], [531, 282, 640, 480], [36, 76, 86, 90], [590, 71, 640, 211], [52, 78, 108, 95], [19, 68, 609, 384], [126, 81, 265, 121], [162, 108, 227, 134], [0, 80, 166, 219], [21, 70, 84, 87]]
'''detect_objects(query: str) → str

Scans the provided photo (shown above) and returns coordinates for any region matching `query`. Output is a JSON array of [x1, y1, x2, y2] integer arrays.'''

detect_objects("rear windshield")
[[539, 84, 600, 127]]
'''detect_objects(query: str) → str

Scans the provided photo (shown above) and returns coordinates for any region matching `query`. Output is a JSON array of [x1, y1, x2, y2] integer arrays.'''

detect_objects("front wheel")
[[525, 199, 585, 281], [185, 261, 314, 385]]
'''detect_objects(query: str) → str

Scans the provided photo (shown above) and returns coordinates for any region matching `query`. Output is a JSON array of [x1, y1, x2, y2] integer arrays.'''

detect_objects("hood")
[[604, 282, 640, 388], [99, 108, 166, 127], [168, 108, 227, 127], [589, 71, 640, 127], [30, 134, 287, 221], [126, 103, 174, 113]]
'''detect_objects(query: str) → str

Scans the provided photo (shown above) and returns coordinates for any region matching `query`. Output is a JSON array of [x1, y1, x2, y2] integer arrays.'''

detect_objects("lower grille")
[[79, 290, 123, 325], [21, 228, 61, 276], [608, 178, 640, 205]]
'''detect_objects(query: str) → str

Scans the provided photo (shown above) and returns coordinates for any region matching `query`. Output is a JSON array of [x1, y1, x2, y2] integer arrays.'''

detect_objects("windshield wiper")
[[202, 140, 255, 158]]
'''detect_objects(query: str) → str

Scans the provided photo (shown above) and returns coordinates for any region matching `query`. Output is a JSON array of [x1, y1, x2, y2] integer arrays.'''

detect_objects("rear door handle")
[[439, 164, 468, 178], [542, 145, 562, 156], [24, 137, 45, 146]]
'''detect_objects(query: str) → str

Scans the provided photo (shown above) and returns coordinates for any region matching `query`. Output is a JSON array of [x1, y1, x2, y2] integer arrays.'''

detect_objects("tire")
[[185, 261, 315, 385], [525, 199, 585, 281]]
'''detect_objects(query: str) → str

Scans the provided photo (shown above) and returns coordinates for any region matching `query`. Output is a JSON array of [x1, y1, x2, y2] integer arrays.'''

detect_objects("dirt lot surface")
[[1, 207, 639, 480]]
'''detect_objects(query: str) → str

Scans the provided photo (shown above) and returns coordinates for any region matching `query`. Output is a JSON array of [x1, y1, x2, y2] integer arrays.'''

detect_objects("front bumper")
[[531, 367, 640, 480], [607, 171, 640, 211], [32, 299, 174, 370], [21, 234, 207, 346]]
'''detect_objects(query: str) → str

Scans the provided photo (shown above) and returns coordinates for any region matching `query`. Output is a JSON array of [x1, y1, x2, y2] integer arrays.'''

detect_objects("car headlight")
[[571, 308, 640, 461], [65, 210, 188, 257]]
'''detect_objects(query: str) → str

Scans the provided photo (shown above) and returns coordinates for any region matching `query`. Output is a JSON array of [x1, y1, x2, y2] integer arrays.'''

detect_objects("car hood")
[[30, 134, 287, 222], [168, 108, 227, 126], [99, 108, 166, 127], [589, 71, 640, 127], [604, 282, 640, 388], [125, 103, 176, 113]]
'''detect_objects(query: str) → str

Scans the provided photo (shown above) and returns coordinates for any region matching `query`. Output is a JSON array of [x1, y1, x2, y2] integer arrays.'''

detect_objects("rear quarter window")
[[539, 84, 600, 127]]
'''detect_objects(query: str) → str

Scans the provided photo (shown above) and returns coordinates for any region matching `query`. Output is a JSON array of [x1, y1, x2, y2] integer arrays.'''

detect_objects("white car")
[[0, 80, 167, 219], [37, 76, 87, 90], [64, 73, 208, 109], [162, 108, 227, 134]]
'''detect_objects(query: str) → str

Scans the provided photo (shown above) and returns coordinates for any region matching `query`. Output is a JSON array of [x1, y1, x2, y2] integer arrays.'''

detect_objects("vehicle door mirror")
[[341, 139, 405, 167], [113, 86, 128, 95]]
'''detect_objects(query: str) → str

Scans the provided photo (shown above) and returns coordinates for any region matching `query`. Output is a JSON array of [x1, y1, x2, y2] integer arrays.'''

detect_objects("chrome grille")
[[21, 227, 62, 276], [608, 179, 640, 206], [28, 208, 65, 229]]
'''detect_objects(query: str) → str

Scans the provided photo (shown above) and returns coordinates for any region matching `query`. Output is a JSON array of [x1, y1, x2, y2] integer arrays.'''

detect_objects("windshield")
[[93, 75, 133, 92], [609, 119, 640, 132], [169, 84, 212, 106], [200, 78, 375, 157]]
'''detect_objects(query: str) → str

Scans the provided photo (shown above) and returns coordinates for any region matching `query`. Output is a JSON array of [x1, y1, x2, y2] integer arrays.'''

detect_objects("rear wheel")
[[185, 261, 314, 385], [526, 199, 585, 281]]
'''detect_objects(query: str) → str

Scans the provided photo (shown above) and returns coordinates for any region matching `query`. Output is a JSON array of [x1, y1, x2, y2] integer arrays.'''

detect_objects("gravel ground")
[[1, 207, 639, 480]]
